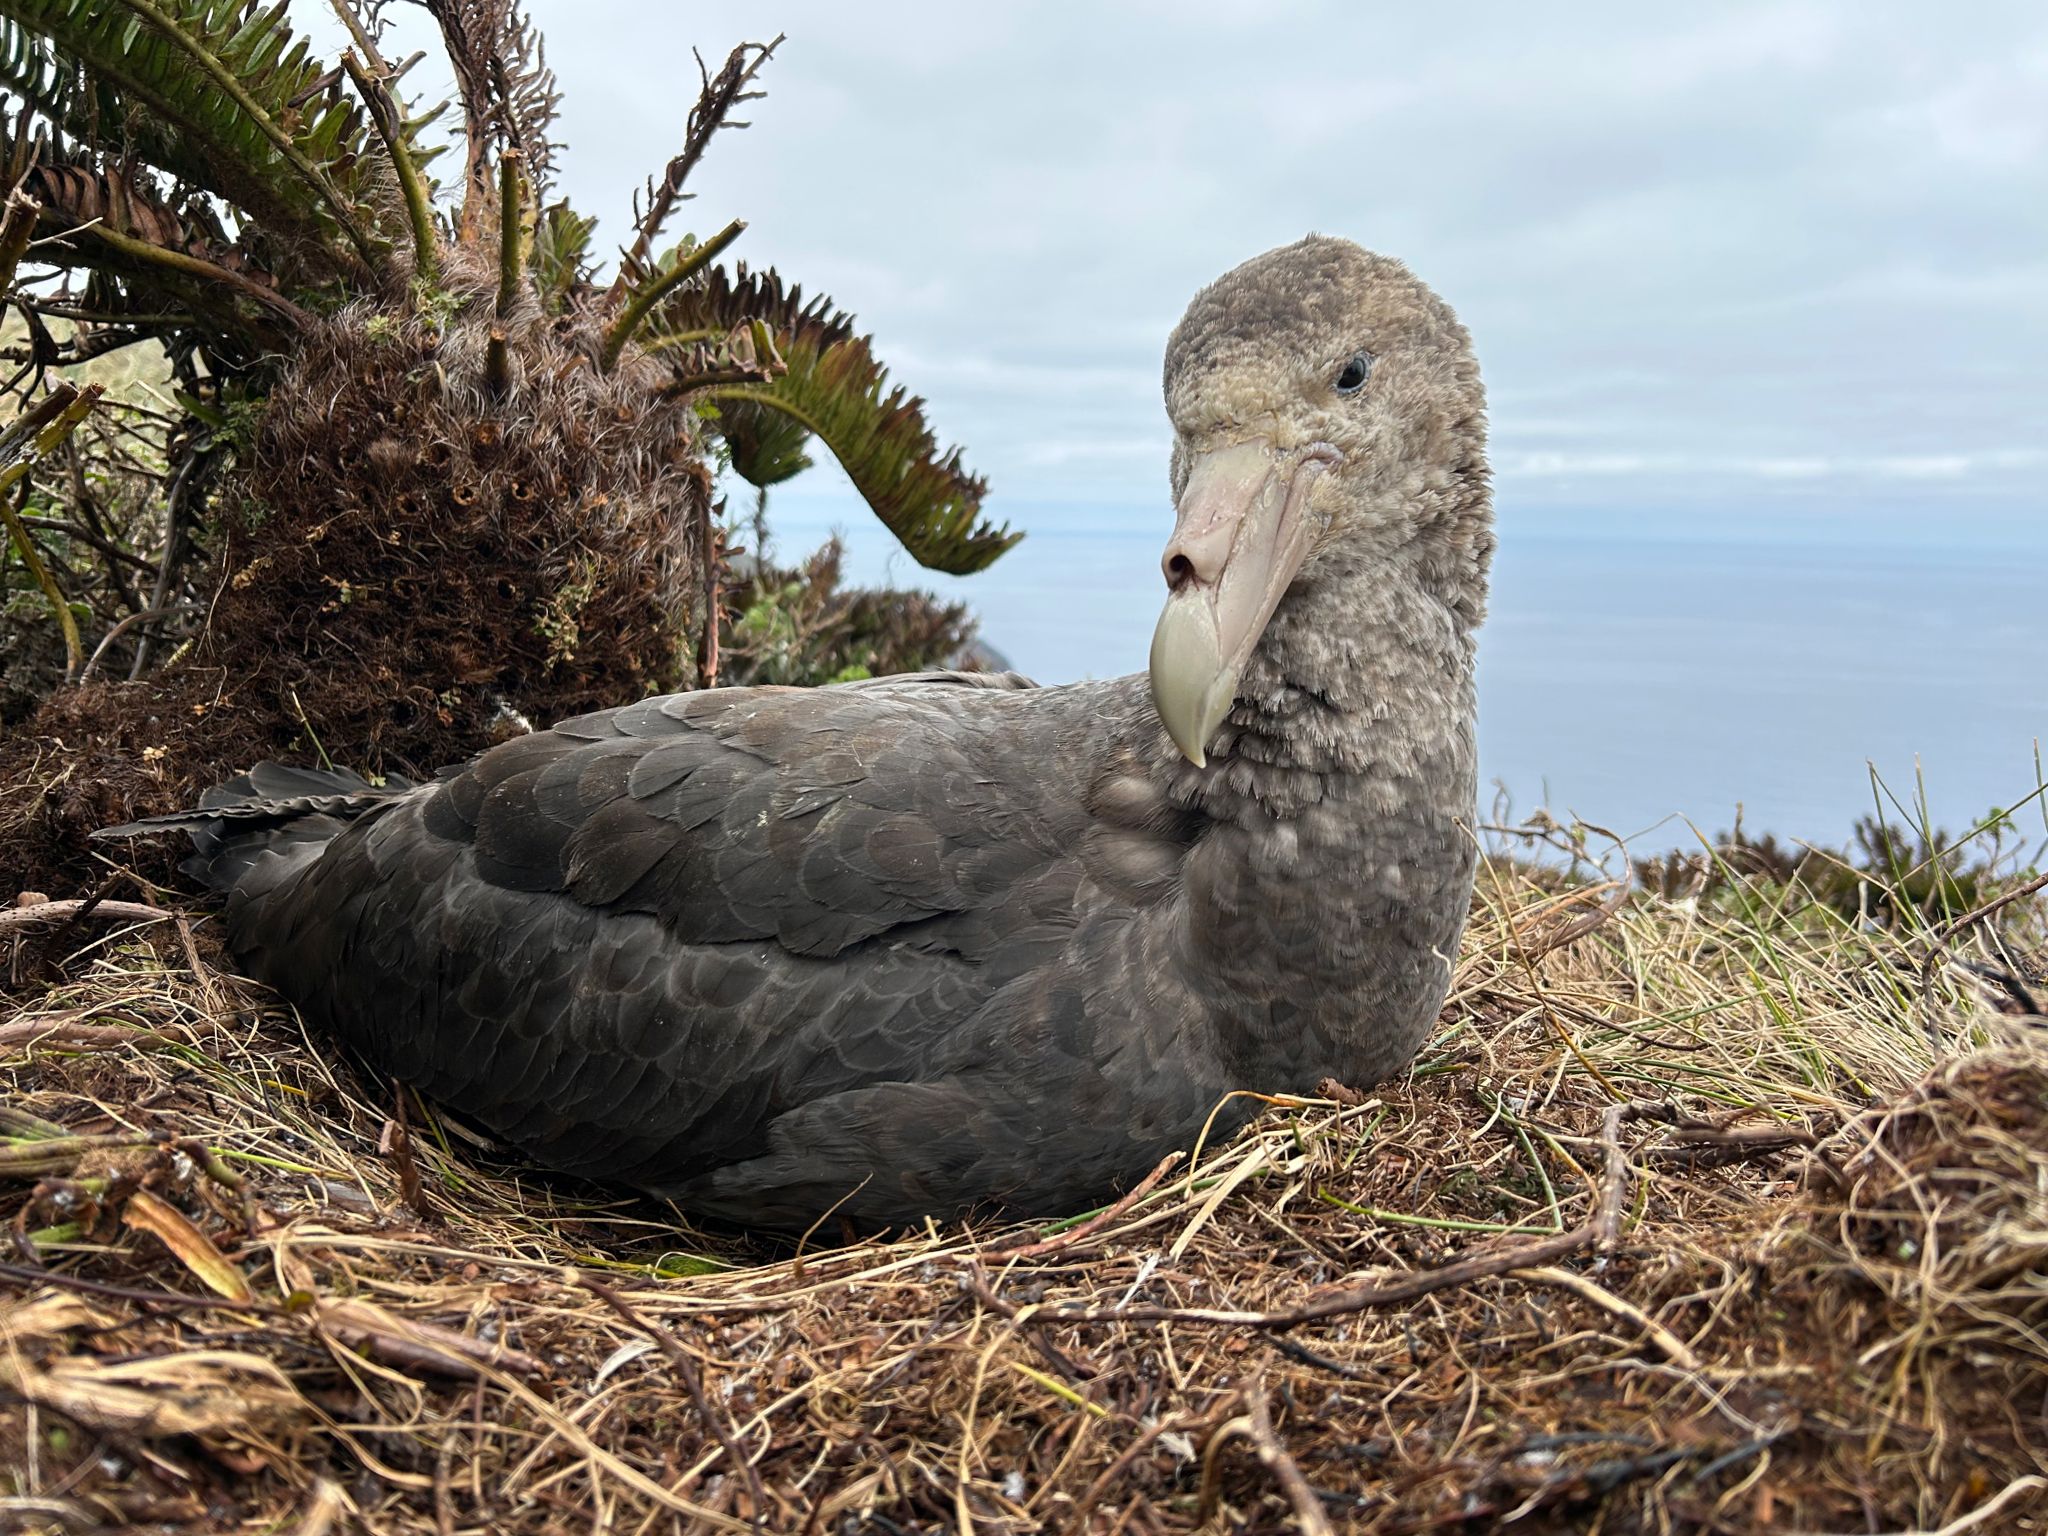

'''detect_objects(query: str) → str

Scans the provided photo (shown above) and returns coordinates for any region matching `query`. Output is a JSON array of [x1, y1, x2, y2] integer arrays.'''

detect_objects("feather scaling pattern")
[[111, 236, 1497, 1231], [211, 674, 1236, 1228]]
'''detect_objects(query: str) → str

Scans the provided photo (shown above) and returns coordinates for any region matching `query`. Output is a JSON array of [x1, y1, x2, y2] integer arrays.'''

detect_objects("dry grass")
[[0, 822, 2043, 1535]]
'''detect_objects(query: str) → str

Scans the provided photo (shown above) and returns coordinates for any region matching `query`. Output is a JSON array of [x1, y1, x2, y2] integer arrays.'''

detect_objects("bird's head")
[[1149, 235, 1490, 766]]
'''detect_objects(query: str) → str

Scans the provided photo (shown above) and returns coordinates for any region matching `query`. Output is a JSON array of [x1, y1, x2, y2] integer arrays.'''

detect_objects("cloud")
[[345, 2, 2048, 525]]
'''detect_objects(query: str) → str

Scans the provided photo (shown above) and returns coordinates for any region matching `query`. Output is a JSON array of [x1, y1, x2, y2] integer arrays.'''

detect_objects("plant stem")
[[640, 328, 723, 355], [325, 0, 381, 60], [485, 151, 524, 395], [116, 0, 379, 271], [0, 483, 79, 681], [341, 51, 438, 287], [658, 366, 776, 399], [698, 496, 720, 690], [0, 192, 39, 293], [496, 151, 525, 319], [695, 383, 824, 438], [0, 384, 105, 681], [82, 223, 311, 325], [600, 219, 744, 371], [129, 449, 207, 679]]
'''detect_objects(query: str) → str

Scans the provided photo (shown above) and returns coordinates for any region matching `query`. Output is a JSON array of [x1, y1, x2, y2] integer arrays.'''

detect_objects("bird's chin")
[[1149, 442, 1339, 766]]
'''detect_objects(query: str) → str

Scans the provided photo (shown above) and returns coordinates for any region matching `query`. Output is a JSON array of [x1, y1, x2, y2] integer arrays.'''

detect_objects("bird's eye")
[[1333, 351, 1372, 395]]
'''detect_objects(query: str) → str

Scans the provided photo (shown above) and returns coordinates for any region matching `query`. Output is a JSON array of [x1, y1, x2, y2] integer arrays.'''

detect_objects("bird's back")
[[206, 672, 1220, 1226]]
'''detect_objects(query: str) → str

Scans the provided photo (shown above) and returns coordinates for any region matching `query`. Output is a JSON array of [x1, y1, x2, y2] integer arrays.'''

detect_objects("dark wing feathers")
[[222, 673, 1221, 1225]]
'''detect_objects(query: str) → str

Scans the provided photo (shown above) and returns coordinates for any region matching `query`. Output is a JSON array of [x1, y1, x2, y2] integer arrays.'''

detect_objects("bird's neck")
[[1157, 553, 1485, 1087], [1194, 555, 1481, 810]]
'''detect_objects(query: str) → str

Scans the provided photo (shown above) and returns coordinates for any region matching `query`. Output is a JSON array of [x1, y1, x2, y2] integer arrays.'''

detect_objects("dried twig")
[[380, 1080, 432, 1218], [1594, 1101, 1636, 1252], [1930, 871, 2048, 949], [1512, 1264, 1702, 1370], [1901, 1476, 2048, 1536], [0, 1260, 283, 1315], [130, 448, 211, 678], [0, 898, 174, 933], [79, 603, 197, 682], [1075, 1398, 1239, 1517], [1046, 1220, 1597, 1330], [317, 1298, 544, 1381], [958, 1269, 1095, 1383], [581, 1275, 767, 1525], [0, 191, 41, 293], [609, 38, 780, 295], [979, 1150, 1184, 1262], [1245, 1371, 1337, 1536], [0, 1019, 163, 1051], [1038, 1103, 1668, 1328]]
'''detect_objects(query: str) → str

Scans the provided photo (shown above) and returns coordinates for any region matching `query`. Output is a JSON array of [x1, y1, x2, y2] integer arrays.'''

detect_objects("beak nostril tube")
[[1149, 439, 1329, 765]]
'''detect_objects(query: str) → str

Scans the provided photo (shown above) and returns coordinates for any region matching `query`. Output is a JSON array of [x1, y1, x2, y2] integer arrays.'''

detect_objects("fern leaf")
[[656, 264, 1017, 576], [0, 0, 382, 274], [718, 398, 813, 489], [527, 198, 595, 310]]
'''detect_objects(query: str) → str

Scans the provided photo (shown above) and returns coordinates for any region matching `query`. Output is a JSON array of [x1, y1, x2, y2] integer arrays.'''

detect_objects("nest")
[[0, 860, 2043, 1535]]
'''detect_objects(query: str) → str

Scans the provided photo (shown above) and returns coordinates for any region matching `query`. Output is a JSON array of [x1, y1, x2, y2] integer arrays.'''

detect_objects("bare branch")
[[412, 0, 563, 232], [607, 38, 780, 300]]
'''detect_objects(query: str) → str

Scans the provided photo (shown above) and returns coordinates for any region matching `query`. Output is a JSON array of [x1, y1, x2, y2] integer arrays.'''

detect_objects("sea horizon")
[[757, 489, 2048, 852]]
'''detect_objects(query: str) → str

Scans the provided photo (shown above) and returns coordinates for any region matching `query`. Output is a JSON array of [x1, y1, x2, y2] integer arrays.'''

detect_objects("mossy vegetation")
[[0, 1, 1007, 891]]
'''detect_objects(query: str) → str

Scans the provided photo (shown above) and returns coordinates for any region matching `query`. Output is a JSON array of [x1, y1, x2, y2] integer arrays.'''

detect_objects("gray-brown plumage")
[[104, 236, 1493, 1230]]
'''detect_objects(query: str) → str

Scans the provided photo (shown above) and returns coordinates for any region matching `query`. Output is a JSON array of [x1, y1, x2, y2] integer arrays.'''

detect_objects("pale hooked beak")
[[1148, 441, 1340, 766]]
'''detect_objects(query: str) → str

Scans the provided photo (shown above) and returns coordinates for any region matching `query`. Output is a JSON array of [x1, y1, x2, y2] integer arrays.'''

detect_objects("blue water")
[[758, 494, 2048, 849]]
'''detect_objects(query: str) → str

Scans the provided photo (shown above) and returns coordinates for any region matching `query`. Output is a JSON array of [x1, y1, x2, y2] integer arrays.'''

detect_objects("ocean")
[[763, 497, 2048, 850]]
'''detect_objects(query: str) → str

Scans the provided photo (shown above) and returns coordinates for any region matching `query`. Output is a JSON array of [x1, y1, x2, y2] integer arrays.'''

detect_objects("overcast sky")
[[368, 1, 2048, 532], [318, 4, 2046, 827]]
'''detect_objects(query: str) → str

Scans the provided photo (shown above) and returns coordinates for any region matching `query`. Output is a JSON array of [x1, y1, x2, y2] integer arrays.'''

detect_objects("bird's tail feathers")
[[95, 761, 413, 897]]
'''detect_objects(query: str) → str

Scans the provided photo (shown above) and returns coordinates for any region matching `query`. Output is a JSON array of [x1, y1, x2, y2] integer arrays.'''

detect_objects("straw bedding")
[[1, 842, 2042, 1534]]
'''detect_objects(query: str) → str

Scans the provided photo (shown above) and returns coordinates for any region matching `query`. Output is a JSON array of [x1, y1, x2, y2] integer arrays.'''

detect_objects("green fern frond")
[[0, 0, 382, 275], [656, 264, 1017, 576], [718, 398, 813, 489], [528, 199, 595, 311]]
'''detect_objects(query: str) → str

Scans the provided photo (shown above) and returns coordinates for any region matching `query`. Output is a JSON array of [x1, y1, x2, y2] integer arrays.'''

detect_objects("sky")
[[320, 4, 2048, 838], [350, 0, 2048, 535]]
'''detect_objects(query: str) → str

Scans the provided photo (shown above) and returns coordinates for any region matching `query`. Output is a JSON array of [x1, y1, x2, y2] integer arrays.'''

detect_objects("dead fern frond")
[[414, 0, 561, 228], [610, 36, 779, 294]]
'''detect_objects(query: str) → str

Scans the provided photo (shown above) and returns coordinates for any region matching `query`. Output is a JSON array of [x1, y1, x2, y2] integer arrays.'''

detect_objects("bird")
[[104, 235, 1493, 1231]]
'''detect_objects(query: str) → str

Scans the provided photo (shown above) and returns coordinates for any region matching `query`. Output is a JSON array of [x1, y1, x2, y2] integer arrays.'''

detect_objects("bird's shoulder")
[[395, 673, 1132, 957]]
